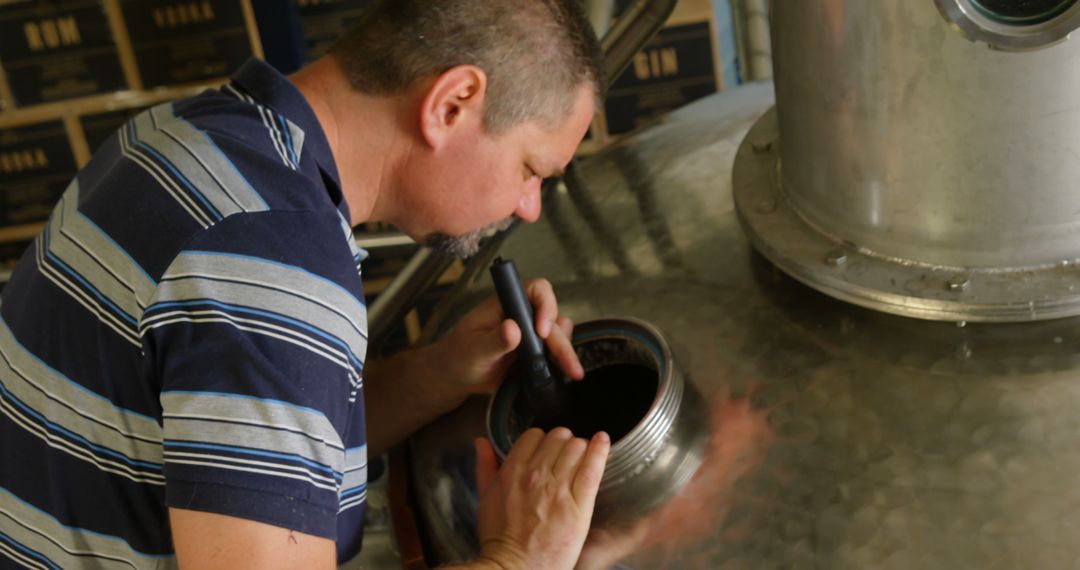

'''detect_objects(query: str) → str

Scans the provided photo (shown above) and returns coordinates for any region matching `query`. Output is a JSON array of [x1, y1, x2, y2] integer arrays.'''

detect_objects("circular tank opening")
[[531, 361, 658, 441], [971, 0, 1076, 24], [936, 0, 1080, 49], [488, 326, 664, 455]]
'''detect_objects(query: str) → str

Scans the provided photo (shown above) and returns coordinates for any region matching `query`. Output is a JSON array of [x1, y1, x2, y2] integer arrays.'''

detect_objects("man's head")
[[330, 0, 604, 257], [332, 0, 604, 134]]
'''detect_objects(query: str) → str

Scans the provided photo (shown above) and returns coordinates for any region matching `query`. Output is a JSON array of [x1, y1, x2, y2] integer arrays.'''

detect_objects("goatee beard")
[[425, 217, 516, 259]]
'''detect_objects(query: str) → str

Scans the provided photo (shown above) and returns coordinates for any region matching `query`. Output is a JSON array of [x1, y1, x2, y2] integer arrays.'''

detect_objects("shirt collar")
[[228, 58, 350, 221]]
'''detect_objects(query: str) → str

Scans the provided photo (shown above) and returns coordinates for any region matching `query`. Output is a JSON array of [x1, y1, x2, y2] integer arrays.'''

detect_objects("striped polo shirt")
[[0, 59, 370, 568]]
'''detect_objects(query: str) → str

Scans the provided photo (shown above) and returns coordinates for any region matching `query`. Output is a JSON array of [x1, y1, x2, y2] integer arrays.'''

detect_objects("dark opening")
[[972, 0, 1076, 24], [531, 362, 658, 442]]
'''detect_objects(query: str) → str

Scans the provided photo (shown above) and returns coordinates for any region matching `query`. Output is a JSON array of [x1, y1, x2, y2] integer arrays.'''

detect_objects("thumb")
[[474, 437, 499, 495], [484, 319, 521, 360]]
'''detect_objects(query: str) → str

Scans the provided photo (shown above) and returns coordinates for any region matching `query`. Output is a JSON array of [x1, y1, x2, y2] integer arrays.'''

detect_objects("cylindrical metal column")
[[734, 0, 1080, 321], [775, 1, 1080, 268]]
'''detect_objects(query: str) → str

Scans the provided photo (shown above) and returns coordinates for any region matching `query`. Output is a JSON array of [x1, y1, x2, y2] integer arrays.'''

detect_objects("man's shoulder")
[[173, 85, 301, 155], [106, 87, 333, 215], [159, 92, 306, 185], [69, 93, 344, 284]]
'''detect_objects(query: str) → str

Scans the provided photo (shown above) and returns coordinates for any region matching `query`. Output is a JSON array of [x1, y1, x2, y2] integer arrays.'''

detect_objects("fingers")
[[524, 278, 557, 338], [552, 436, 588, 479], [475, 438, 499, 495], [493, 319, 521, 355], [546, 318, 584, 380], [506, 429, 598, 486], [470, 319, 520, 374], [556, 315, 574, 337], [532, 427, 574, 471], [572, 432, 611, 504], [469, 279, 569, 343], [503, 427, 545, 470]]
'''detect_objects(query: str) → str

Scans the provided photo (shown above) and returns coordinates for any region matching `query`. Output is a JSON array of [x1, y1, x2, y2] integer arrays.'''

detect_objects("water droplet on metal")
[[825, 248, 847, 266], [757, 198, 778, 214], [956, 320, 967, 328], [947, 276, 970, 292]]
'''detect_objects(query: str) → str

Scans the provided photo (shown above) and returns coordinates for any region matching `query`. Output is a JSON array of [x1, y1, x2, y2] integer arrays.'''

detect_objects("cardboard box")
[[603, 0, 723, 136], [79, 104, 145, 155], [0, 238, 33, 273], [0, 0, 128, 108], [118, 0, 261, 89], [0, 117, 77, 233]]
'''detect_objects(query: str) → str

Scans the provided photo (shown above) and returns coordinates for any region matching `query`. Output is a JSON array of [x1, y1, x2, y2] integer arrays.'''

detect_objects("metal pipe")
[[367, 247, 454, 354], [599, 0, 679, 86], [743, 0, 772, 80], [584, 0, 617, 39], [733, 0, 772, 82]]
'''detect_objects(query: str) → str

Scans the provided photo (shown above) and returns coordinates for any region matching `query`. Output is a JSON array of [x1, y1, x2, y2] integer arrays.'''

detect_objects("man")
[[0, 1, 609, 568]]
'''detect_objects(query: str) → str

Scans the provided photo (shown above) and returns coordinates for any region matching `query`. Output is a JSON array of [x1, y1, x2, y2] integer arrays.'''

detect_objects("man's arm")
[[363, 342, 463, 458], [170, 509, 335, 570]]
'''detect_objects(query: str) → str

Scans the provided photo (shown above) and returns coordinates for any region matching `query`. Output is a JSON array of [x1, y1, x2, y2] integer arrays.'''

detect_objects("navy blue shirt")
[[0, 59, 369, 567]]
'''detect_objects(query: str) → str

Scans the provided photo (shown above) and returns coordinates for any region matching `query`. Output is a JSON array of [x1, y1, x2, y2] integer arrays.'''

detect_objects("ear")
[[418, 65, 488, 150]]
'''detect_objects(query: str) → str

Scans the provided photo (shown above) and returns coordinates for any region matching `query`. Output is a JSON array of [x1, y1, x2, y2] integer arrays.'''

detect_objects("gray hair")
[[330, 0, 604, 133]]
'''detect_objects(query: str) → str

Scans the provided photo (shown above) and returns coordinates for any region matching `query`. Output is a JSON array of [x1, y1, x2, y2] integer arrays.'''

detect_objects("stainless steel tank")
[[736, 0, 1080, 322]]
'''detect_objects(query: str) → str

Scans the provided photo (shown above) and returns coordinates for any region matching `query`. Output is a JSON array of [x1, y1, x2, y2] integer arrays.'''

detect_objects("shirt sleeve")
[[140, 210, 368, 540]]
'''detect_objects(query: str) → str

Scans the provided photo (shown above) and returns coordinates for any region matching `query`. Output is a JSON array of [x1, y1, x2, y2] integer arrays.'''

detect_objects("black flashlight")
[[490, 257, 568, 427]]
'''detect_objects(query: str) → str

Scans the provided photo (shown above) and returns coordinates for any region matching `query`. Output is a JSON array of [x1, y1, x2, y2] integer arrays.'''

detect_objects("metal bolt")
[[752, 139, 773, 153], [825, 248, 847, 266], [947, 276, 970, 292]]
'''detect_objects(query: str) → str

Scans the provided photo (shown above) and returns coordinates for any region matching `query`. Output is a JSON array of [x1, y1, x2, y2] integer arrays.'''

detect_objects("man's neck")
[[288, 56, 408, 227]]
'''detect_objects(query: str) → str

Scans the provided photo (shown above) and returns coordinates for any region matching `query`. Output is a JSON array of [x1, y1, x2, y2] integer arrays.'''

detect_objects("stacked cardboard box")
[[0, 0, 262, 273]]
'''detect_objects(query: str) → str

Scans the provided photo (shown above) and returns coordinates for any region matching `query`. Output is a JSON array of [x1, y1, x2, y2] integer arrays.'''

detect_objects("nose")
[[515, 178, 543, 223]]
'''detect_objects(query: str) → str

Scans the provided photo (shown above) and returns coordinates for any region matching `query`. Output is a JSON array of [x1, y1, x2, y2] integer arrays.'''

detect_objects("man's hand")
[[364, 278, 583, 458], [473, 428, 610, 570], [430, 278, 585, 397]]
